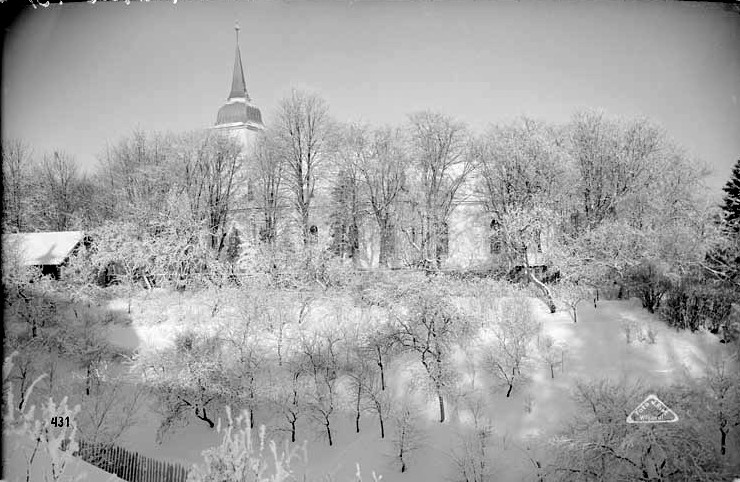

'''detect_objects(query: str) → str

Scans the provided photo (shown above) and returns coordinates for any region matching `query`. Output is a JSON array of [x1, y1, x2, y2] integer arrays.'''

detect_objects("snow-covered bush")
[[548, 378, 738, 481], [3, 352, 81, 482], [660, 277, 736, 334], [188, 407, 306, 482]]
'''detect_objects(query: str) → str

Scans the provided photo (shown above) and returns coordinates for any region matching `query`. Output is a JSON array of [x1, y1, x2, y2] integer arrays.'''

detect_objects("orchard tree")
[[392, 394, 423, 473], [553, 281, 593, 323], [74, 370, 144, 448], [548, 379, 734, 481], [267, 354, 308, 444], [391, 283, 470, 423], [140, 331, 229, 440], [222, 312, 268, 430], [300, 328, 342, 446], [275, 90, 332, 246], [483, 298, 539, 398]]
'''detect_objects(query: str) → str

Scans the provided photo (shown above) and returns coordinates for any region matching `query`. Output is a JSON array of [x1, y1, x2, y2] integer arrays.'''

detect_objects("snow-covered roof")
[[2, 231, 85, 266]]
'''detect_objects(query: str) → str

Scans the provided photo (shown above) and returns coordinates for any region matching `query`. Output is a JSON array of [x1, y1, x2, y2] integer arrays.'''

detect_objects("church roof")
[[215, 23, 264, 131], [216, 102, 263, 128], [229, 41, 249, 101]]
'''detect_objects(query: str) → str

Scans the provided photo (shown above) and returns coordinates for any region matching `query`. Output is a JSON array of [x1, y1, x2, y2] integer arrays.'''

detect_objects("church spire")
[[228, 22, 250, 101], [215, 21, 263, 131]]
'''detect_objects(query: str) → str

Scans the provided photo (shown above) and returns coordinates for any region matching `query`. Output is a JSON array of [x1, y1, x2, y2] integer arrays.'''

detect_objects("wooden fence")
[[76, 439, 191, 482]]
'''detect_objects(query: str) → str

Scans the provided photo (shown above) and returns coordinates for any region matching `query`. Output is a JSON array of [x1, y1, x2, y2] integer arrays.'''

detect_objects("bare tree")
[[268, 354, 307, 444], [250, 131, 285, 245], [2, 138, 35, 232], [538, 335, 565, 380], [405, 111, 475, 268], [392, 395, 423, 473], [300, 328, 342, 446], [362, 375, 391, 439], [548, 379, 730, 481], [347, 124, 409, 266], [140, 331, 229, 440], [75, 372, 144, 448], [392, 284, 469, 422], [554, 281, 593, 323], [568, 111, 664, 232], [483, 298, 539, 398], [450, 422, 494, 482], [177, 131, 243, 252], [328, 164, 362, 260], [476, 118, 570, 311], [222, 307, 268, 429], [275, 90, 332, 246], [98, 129, 171, 226], [39, 150, 81, 231]]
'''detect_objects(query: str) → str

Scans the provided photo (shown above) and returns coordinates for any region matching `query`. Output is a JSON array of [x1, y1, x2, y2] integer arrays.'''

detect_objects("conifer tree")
[[721, 158, 740, 232]]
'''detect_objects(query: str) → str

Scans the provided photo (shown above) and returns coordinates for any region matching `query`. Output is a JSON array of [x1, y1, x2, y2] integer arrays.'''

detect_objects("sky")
[[2, 0, 740, 195]]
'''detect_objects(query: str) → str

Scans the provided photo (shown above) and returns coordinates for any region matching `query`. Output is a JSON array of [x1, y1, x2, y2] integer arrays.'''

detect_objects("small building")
[[2, 231, 87, 279]]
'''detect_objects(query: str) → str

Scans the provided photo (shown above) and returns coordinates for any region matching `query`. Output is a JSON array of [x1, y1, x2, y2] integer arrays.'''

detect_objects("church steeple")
[[215, 21, 264, 131], [229, 23, 250, 101]]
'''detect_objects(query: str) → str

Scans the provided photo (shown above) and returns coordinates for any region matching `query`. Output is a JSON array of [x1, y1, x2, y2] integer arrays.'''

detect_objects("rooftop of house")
[[2, 231, 85, 266]]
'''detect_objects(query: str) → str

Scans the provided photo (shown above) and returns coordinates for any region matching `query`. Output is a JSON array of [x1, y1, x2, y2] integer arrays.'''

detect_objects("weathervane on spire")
[[235, 21, 240, 43]]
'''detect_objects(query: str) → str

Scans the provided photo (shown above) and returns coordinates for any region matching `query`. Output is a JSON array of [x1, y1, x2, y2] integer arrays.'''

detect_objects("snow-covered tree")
[[391, 282, 471, 422], [483, 298, 539, 398], [721, 158, 740, 232], [403, 111, 475, 269]]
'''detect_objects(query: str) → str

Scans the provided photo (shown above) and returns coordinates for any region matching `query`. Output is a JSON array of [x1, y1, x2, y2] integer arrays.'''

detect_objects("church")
[[212, 24, 547, 272]]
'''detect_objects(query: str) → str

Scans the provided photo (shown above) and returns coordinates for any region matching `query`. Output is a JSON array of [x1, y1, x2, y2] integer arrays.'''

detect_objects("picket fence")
[[76, 439, 191, 482]]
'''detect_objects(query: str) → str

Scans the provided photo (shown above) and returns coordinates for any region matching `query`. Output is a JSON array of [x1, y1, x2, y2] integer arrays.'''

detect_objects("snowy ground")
[[98, 292, 728, 481], [3, 432, 124, 482]]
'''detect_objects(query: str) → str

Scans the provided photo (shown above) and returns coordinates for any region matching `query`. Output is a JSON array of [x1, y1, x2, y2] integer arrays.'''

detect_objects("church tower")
[[214, 22, 264, 150]]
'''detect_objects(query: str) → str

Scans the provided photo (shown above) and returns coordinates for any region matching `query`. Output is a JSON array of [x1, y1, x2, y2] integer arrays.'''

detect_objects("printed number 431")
[[50, 416, 70, 428]]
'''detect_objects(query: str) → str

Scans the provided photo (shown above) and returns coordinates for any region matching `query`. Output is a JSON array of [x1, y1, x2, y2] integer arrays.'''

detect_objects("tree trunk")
[[86, 364, 91, 396], [525, 266, 556, 313], [249, 377, 256, 428], [378, 219, 394, 268], [507, 366, 515, 397], [437, 391, 445, 423], [290, 418, 296, 443], [195, 407, 215, 428], [355, 383, 362, 433], [399, 444, 406, 473], [325, 418, 333, 446], [377, 347, 385, 391], [721, 428, 727, 456], [378, 408, 385, 439]]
